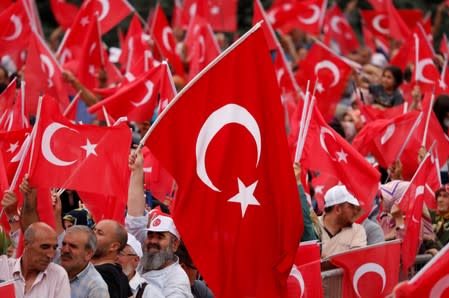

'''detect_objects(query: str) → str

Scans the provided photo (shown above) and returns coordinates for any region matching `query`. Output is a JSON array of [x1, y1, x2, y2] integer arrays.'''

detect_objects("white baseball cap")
[[324, 185, 360, 208], [126, 233, 143, 258], [146, 214, 180, 239]]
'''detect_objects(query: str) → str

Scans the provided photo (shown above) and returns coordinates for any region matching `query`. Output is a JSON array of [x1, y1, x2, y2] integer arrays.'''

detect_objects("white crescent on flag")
[[315, 60, 340, 87], [353, 263, 386, 297], [298, 4, 320, 25], [195, 104, 261, 192], [42, 123, 79, 166], [3, 15, 22, 41], [372, 15, 389, 35]]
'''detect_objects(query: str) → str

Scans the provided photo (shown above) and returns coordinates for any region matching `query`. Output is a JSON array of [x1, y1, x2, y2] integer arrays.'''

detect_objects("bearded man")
[[126, 150, 192, 297]]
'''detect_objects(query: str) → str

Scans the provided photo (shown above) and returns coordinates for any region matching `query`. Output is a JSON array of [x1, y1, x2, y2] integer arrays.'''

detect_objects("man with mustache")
[[60, 225, 109, 298], [0, 222, 70, 298], [126, 151, 192, 297]]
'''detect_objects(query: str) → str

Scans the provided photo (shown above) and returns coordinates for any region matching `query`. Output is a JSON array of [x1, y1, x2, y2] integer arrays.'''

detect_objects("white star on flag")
[[314, 185, 324, 194], [80, 16, 90, 26], [81, 139, 97, 157], [336, 149, 348, 163], [7, 142, 19, 153], [228, 178, 260, 218]]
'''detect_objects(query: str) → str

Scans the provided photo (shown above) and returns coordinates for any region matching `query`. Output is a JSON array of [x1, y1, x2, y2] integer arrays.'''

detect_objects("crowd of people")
[[0, 0, 449, 297]]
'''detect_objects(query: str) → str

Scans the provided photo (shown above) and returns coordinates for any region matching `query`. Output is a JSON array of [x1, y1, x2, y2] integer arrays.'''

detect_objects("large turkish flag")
[[146, 26, 303, 297]]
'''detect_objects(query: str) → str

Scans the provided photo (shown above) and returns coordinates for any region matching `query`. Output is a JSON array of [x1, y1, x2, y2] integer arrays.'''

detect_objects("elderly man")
[[60, 225, 109, 298], [92, 219, 133, 298], [117, 233, 163, 297], [126, 151, 192, 297], [319, 185, 367, 258], [0, 222, 70, 297]]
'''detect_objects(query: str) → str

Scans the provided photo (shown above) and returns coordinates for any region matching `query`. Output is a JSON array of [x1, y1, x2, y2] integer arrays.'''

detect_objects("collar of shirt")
[[70, 262, 92, 283], [13, 257, 49, 289]]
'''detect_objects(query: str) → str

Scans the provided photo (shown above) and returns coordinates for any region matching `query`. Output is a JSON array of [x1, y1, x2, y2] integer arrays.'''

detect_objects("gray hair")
[[65, 225, 97, 251]]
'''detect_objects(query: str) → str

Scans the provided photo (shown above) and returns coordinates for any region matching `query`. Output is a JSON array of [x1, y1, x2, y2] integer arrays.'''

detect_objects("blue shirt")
[[70, 263, 110, 298]]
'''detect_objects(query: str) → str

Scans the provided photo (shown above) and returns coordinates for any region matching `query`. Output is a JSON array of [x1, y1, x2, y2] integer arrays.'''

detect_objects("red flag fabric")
[[270, 0, 327, 36], [385, 0, 411, 43], [73, 14, 103, 90], [24, 31, 69, 115], [295, 42, 353, 121], [77, 191, 126, 224], [412, 27, 440, 92], [0, 128, 31, 183], [329, 241, 401, 298], [352, 111, 422, 168], [142, 146, 174, 202], [394, 243, 449, 297], [323, 4, 359, 55], [300, 105, 381, 210], [287, 240, 322, 298], [0, 280, 15, 298], [180, 0, 237, 32], [146, 26, 303, 297], [151, 4, 186, 79], [252, 0, 278, 51], [88, 64, 162, 122], [58, 0, 132, 64], [49, 0, 79, 30], [184, 15, 220, 80], [0, 1, 31, 70], [28, 95, 131, 199], [400, 151, 437, 271]]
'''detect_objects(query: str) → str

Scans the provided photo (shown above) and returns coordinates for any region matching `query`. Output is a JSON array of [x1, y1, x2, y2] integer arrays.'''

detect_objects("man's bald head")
[[24, 222, 57, 245]]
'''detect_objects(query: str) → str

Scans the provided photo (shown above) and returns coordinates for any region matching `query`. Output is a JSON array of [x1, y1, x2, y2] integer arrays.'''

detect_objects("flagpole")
[[9, 135, 32, 192], [395, 141, 436, 208], [63, 91, 81, 117], [409, 241, 449, 284], [295, 80, 318, 162], [414, 33, 419, 83], [102, 106, 111, 127], [139, 22, 264, 147], [26, 96, 44, 176], [294, 80, 310, 162], [395, 112, 423, 161], [421, 93, 434, 147]]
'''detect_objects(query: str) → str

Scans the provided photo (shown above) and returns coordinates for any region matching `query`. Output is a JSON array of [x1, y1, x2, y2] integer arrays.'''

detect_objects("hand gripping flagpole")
[[138, 21, 265, 150]]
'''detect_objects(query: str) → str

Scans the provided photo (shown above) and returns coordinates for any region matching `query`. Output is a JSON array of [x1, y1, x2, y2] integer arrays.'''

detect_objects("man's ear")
[[172, 237, 180, 251], [110, 241, 121, 253]]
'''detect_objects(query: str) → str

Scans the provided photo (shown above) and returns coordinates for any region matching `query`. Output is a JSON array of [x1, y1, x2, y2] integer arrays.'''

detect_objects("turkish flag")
[[0, 128, 31, 183], [24, 31, 70, 115], [394, 243, 449, 297], [185, 15, 220, 80], [271, 0, 327, 36], [0, 1, 31, 70], [141, 146, 174, 202], [323, 4, 359, 55], [300, 105, 381, 210], [50, 0, 79, 30], [400, 151, 438, 271], [252, 0, 278, 51], [0, 79, 17, 130], [151, 4, 186, 79], [88, 64, 162, 122], [411, 26, 440, 92], [58, 0, 132, 65], [0, 281, 15, 298], [329, 241, 401, 298], [1, 88, 29, 132], [295, 41, 353, 121], [385, 1, 411, 43], [288, 240, 322, 298], [352, 111, 422, 168], [74, 13, 104, 90], [145, 27, 303, 297], [180, 0, 237, 32], [28, 95, 131, 199]]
